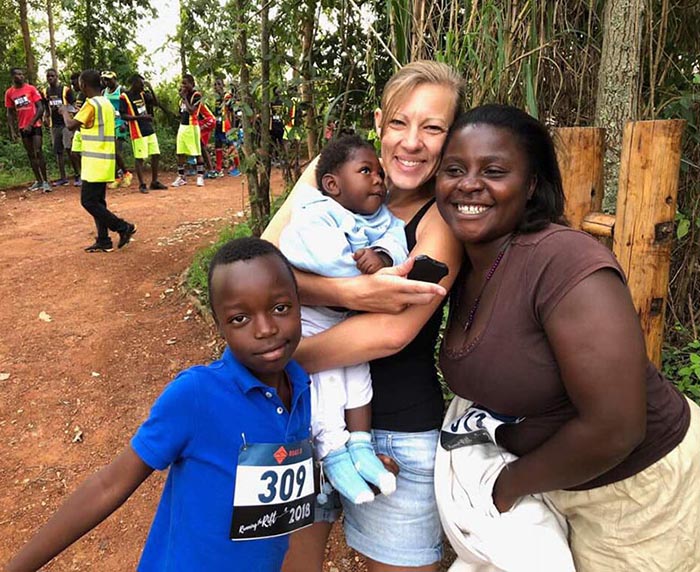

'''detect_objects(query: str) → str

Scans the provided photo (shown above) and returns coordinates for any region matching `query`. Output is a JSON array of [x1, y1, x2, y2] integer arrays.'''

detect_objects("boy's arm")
[[5, 448, 153, 572], [27, 89, 44, 131], [6, 108, 18, 140]]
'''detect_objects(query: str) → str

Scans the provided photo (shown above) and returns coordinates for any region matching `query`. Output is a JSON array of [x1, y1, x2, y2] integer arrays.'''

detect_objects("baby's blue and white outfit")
[[280, 183, 408, 502]]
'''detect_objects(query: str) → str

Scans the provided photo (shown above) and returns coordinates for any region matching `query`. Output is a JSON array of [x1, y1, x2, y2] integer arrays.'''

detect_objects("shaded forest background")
[[2, 0, 699, 387]]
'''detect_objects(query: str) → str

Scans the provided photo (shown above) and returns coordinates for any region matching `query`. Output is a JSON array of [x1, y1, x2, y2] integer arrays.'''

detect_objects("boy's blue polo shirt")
[[131, 347, 311, 572]]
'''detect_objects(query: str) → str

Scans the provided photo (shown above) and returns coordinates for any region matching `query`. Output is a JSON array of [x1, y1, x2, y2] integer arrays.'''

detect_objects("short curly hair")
[[207, 237, 298, 317], [316, 134, 376, 193]]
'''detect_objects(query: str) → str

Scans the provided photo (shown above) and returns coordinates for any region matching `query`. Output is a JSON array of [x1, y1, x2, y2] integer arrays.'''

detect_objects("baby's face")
[[332, 147, 387, 215]]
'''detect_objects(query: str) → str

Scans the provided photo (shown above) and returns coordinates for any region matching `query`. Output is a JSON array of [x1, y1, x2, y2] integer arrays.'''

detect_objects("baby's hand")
[[354, 248, 392, 274]]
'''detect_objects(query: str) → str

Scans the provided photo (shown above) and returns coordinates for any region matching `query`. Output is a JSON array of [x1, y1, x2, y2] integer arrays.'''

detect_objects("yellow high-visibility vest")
[[81, 96, 116, 182]]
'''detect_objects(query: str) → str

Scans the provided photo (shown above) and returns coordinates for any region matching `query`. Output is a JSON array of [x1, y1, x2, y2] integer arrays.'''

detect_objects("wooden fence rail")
[[555, 120, 686, 367]]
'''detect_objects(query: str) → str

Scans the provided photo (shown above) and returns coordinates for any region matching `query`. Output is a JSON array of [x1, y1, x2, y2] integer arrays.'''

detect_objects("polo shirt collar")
[[221, 347, 309, 398]]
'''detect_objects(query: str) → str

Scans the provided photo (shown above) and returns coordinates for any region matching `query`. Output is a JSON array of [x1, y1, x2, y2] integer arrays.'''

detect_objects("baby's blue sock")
[[348, 431, 397, 496], [323, 446, 374, 505]]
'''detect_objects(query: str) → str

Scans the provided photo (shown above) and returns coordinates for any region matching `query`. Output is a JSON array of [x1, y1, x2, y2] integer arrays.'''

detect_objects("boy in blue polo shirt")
[[5, 238, 313, 572]]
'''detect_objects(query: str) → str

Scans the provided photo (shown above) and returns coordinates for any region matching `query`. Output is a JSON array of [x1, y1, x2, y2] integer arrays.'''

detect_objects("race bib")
[[230, 439, 315, 541], [441, 404, 523, 450], [49, 96, 62, 108], [137, 105, 146, 115], [13, 95, 30, 108]]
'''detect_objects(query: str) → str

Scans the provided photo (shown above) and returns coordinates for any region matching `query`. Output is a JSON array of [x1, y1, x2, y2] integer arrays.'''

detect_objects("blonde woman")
[[264, 61, 464, 572]]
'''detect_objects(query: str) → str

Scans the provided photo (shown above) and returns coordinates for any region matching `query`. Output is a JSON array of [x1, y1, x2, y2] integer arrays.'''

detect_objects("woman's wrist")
[[492, 465, 520, 513]]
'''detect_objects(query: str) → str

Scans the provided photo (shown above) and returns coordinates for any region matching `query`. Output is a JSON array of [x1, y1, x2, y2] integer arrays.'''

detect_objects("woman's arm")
[[5, 448, 153, 572], [492, 269, 647, 511], [263, 158, 447, 313], [294, 205, 463, 372]]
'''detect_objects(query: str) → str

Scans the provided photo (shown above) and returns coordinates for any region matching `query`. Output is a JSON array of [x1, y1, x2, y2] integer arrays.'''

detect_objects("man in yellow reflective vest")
[[60, 69, 136, 252]]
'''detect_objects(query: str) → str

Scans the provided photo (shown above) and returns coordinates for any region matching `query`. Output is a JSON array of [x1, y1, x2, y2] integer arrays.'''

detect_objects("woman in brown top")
[[435, 104, 700, 571]]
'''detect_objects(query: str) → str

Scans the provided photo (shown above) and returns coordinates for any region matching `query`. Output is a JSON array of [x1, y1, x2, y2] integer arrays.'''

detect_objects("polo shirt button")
[[265, 391, 272, 398], [276, 407, 284, 414]]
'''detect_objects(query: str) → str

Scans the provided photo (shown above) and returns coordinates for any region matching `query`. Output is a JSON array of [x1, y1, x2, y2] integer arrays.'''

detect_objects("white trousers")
[[302, 306, 373, 459]]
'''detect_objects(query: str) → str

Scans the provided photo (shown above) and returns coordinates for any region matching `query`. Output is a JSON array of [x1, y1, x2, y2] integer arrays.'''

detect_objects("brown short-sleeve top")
[[439, 224, 689, 490]]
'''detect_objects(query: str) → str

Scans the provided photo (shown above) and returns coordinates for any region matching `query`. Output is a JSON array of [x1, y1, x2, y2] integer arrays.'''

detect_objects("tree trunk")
[[81, 0, 94, 69], [179, 1, 188, 76], [46, 0, 58, 71], [300, 0, 318, 159], [234, 0, 268, 236], [18, 0, 36, 83], [594, 0, 644, 211], [258, 0, 272, 219]]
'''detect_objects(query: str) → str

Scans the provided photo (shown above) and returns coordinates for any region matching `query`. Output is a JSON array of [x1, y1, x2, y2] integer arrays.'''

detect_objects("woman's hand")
[[348, 257, 447, 314]]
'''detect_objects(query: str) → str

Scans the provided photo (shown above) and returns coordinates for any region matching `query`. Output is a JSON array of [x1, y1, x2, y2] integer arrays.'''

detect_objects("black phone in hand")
[[407, 255, 448, 284]]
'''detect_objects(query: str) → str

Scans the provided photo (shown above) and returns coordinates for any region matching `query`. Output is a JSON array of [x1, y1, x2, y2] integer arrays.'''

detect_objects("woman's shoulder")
[[513, 224, 615, 263]]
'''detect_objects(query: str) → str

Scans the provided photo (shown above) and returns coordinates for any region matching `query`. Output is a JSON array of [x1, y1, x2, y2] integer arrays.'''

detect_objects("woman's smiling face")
[[377, 83, 456, 193], [436, 123, 535, 246]]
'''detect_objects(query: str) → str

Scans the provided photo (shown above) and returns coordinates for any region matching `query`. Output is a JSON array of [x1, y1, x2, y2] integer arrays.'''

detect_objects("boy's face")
[[323, 147, 387, 216], [214, 79, 224, 94], [210, 255, 301, 386], [46, 70, 58, 86], [181, 78, 194, 93]]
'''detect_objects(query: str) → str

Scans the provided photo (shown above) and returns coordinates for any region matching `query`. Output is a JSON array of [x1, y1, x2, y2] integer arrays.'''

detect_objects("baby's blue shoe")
[[323, 446, 374, 505], [348, 431, 397, 496]]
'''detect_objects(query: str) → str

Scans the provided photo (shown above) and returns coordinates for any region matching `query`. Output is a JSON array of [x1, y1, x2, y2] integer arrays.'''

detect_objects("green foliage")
[[663, 335, 700, 404], [185, 222, 253, 311]]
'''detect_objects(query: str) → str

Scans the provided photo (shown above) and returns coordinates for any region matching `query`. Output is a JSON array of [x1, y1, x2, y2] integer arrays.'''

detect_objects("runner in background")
[[270, 87, 285, 166], [42, 68, 77, 187], [69, 72, 83, 187], [172, 74, 205, 188], [198, 100, 218, 178], [5, 67, 50, 192], [120, 74, 167, 193], [100, 71, 133, 188], [213, 77, 232, 177]]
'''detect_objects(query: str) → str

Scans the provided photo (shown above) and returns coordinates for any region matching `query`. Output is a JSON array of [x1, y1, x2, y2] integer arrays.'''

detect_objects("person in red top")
[[198, 100, 217, 177], [5, 67, 50, 192]]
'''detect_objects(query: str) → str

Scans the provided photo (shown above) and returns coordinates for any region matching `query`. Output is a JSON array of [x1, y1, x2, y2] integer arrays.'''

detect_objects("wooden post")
[[613, 120, 685, 366], [555, 127, 605, 230]]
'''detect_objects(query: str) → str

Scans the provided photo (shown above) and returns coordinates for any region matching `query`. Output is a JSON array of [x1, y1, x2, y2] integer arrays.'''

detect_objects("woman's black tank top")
[[370, 199, 445, 431]]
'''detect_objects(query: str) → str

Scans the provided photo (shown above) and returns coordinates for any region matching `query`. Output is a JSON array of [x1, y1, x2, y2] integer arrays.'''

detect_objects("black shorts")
[[21, 126, 42, 139]]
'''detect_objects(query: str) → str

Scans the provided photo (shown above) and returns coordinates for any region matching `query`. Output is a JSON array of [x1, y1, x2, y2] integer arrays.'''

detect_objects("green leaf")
[[689, 353, 700, 365], [677, 218, 691, 239]]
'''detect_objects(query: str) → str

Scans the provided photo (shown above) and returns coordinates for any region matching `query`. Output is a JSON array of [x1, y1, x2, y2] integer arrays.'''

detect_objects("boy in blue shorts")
[[5, 238, 314, 572]]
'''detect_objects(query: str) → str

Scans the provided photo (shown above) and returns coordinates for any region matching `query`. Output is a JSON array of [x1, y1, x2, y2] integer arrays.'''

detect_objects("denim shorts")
[[341, 429, 443, 567]]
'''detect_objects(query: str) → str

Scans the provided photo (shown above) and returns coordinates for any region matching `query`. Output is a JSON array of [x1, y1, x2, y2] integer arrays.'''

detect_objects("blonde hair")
[[379, 60, 465, 135]]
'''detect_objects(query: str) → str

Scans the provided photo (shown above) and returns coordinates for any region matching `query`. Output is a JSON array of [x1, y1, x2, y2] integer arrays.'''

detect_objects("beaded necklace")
[[461, 234, 515, 332]]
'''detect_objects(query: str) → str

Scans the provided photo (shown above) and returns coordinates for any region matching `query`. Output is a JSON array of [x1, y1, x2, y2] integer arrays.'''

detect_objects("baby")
[[280, 134, 407, 504]]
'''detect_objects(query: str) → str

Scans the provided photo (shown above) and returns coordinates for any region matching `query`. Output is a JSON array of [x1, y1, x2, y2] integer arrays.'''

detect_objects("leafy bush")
[[662, 334, 700, 404]]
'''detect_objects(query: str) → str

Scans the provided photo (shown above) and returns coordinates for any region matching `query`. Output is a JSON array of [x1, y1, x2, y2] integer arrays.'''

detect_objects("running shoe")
[[41, 181, 52, 193], [229, 168, 241, 177], [121, 171, 133, 187], [171, 176, 187, 187], [85, 240, 114, 253], [27, 181, 41, 191], [118, 223, 137, 249], [73, 176, 82, 187], [108, 178, 122, 189], [205, 170, 218, 179], [149, 180, 168, 190], [196, 175, 205, 187], [52, 178, 69, 187], [139, 184, 149, 194]]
